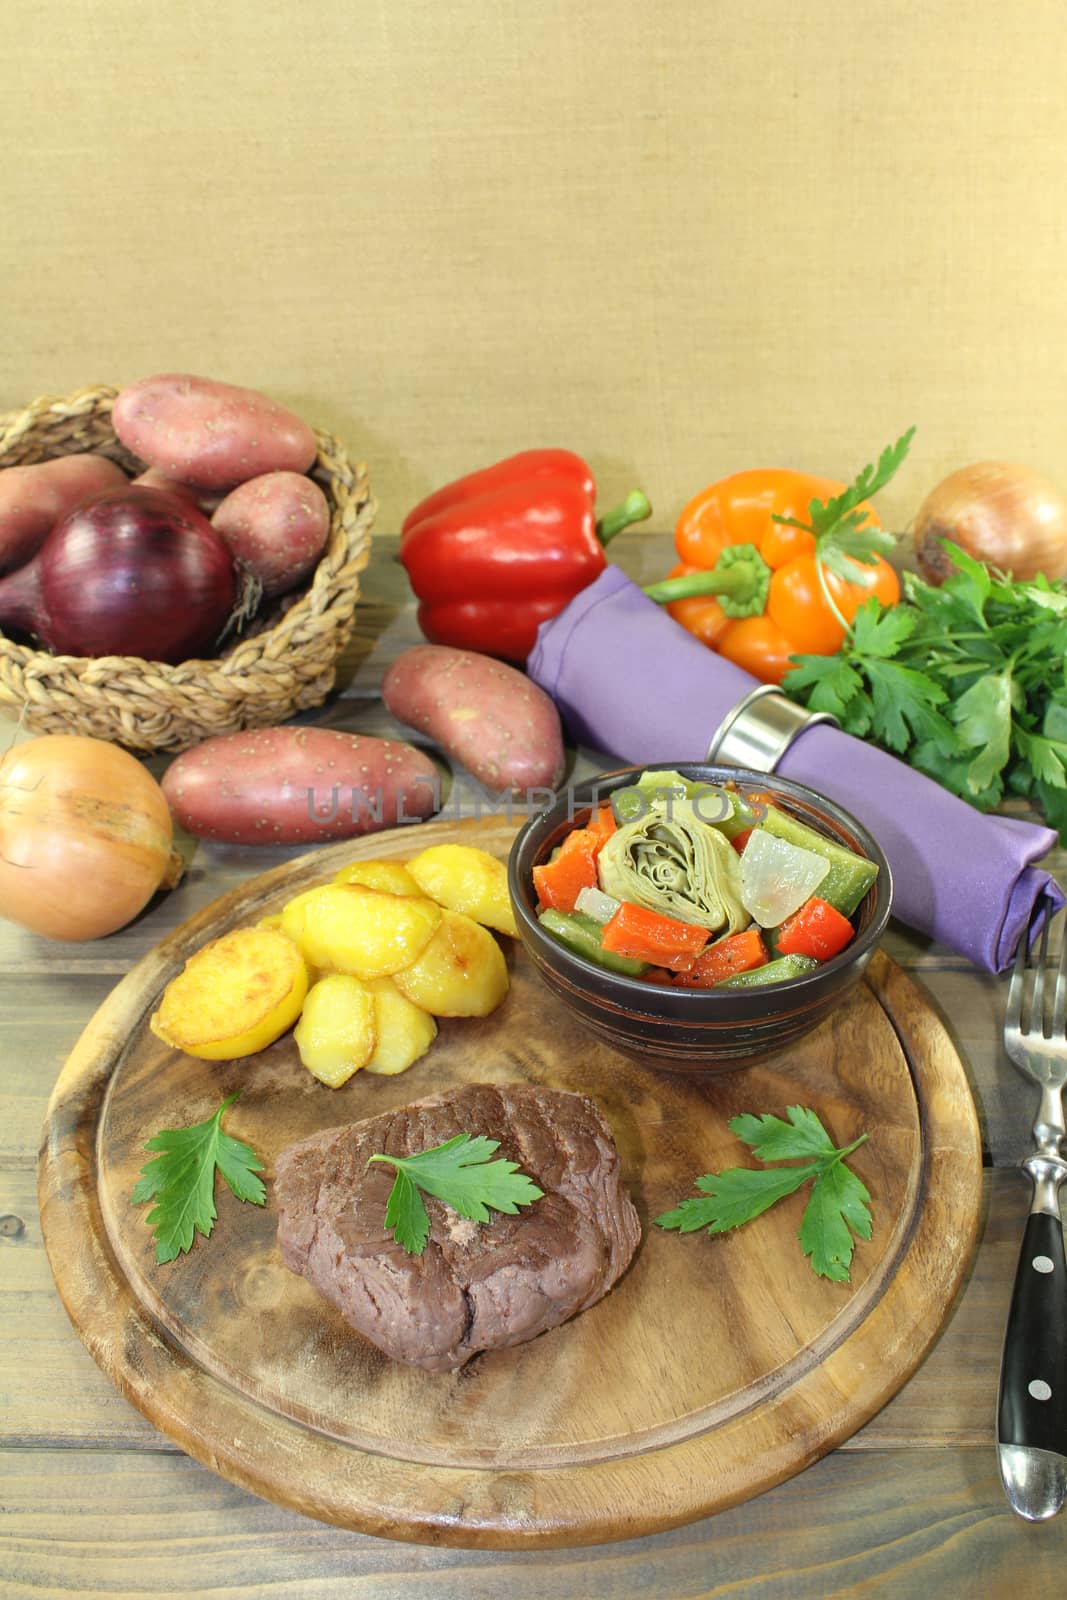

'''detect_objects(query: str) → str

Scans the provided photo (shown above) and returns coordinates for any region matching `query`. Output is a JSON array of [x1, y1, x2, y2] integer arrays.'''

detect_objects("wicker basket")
[[0, 384, 376, 752]]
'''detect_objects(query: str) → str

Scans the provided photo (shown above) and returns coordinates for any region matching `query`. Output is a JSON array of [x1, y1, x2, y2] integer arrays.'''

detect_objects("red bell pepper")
[[671, 927, 769, 988], [399, 450, 651, 662], [583, 803, 617, 844], [600, 901, 709, 970], [775, 896, 855, 961], [531, 808, 616, 912], [532, 826, 600, 912]]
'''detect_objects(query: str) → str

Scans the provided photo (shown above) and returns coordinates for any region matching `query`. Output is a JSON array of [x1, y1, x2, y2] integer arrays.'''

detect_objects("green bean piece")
[[716, 953, 819, 988], [537, 908, 648, 976]]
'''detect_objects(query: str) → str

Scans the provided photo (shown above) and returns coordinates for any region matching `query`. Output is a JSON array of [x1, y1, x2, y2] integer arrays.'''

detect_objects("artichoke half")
[[597, 796, 747, 935]]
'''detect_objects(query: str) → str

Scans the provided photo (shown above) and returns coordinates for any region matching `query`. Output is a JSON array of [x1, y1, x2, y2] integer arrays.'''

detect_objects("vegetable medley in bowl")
[[507, 763, 893, 1075]]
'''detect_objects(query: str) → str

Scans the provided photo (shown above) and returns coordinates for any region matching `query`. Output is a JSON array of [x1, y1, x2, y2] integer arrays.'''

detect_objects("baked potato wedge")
[[362, 976, 438, 1075], [333, 860, 423, 897], [391, 909, 509, 1017], [406, 843, 518, 937], [294, 973, 377, 1087], [281, 883, 441, 980], [150, 925, 308, 1060]]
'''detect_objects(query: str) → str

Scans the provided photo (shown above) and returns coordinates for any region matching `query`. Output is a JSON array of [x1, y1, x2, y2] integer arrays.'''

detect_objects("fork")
[[997, 892, 1067, 1520]]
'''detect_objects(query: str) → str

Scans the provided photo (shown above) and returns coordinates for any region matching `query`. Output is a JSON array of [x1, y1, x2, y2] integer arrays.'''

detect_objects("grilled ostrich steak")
[[274, 1082, 641, 1371]]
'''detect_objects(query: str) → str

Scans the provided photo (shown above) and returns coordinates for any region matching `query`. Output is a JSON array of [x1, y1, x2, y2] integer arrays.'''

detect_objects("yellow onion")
[[0, 734, 181, 940], [913, 461, 1067, 584]]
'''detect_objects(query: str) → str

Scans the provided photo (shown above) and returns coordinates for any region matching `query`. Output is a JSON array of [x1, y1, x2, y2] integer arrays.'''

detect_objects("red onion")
[[0, 487, 237, 663]]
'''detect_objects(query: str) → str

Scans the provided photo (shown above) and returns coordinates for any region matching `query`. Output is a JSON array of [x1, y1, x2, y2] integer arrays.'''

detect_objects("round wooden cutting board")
[[39, 816, 983, 1549]]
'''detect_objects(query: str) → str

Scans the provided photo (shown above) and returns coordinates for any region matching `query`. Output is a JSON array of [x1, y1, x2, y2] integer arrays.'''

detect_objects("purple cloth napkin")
[[528, 566, 1064, 972]]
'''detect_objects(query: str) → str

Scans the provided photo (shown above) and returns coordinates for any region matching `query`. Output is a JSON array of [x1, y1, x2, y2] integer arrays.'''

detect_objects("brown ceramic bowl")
[[507, 762, 893, 1076]]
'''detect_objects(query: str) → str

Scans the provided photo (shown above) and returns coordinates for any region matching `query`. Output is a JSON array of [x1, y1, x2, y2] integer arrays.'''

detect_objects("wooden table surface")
[[3, 532, 1066, 1596]]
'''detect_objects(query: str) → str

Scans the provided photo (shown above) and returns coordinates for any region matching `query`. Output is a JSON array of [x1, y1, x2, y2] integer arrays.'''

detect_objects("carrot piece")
[[600, 901, 709, 969], [775, 896, 854, 961], [672, 927, 769, 988]]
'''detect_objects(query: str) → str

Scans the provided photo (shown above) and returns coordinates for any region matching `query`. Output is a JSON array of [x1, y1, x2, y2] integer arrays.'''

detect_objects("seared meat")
[[274, 1081, 640, 1371]]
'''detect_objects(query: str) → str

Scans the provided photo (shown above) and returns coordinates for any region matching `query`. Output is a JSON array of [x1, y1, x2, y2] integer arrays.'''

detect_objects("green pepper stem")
[[643, 543, 772, 618], [596, 488, 653, 546]]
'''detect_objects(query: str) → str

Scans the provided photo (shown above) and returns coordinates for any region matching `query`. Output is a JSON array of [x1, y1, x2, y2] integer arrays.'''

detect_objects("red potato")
[[130, 468, 224, 514], [161, 727, 441, 845], [382, 644, 566, 797], [112, 373, 318, 492], [211, 471, 330, 596], [0, 453, 128, 574]]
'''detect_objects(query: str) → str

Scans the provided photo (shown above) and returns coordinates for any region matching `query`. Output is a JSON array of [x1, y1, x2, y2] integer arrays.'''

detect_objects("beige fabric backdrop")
[[3, 1, 1065, 533]]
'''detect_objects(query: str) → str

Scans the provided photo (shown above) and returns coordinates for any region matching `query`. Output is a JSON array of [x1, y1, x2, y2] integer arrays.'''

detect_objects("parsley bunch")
[[783, 542, 1067, 840], [655, 1107, 872, 1282]]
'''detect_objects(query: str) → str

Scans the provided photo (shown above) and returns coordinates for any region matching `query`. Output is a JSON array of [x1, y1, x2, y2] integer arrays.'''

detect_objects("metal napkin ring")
[[705, 684, 838, 773]]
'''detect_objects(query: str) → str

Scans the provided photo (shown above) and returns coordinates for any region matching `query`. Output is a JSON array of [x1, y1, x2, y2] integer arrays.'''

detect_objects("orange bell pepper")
[[646, 438, 912, 685]]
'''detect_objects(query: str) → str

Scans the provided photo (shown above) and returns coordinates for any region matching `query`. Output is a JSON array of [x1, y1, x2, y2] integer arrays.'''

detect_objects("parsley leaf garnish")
[[782, 538, 1067, 842], [809, 428, 915, 536], [131, 1094, 265, 1264], [368, 1132, 544, 1255], [772, 427, 915, 585], [655, 1106, 872, 1283]]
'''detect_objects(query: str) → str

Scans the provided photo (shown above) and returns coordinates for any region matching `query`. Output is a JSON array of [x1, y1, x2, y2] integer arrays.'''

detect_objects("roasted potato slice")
[[333, 860, 423, 897], [363, 976, 438, 1075], [294, 973, 377, 1087], [391, 909, 508, 1017], [150, 926, 308, 1061], [406, 843, 518, 937], [281, 883, 441, 980]]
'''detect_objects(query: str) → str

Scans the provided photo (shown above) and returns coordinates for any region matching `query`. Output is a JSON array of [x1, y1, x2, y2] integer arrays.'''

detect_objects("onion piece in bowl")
[[740, 830, 830, 928]]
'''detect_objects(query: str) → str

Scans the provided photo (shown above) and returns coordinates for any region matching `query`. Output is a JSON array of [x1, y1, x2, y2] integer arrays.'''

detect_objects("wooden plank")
[[1, 526, 1062, 1582], [852, 1164, 1029, 1448], [1, 1444, 1061, 1598], [0, 976, 119, 1169], [0, 1169, 161, 1450], [901, 962, 1036, 1168]]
